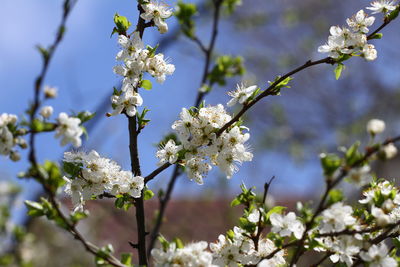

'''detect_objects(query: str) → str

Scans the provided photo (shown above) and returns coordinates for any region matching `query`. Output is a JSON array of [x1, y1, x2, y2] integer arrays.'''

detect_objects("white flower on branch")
[[140, 1, 173, 34], [360, 243, 397, 267], [318, 8, 378, 61], [43, 85, 58, 98], [39, 105, 53, 119], [116, 33, 144, 61], [227, 84, 257, 107], [270, 212, 305, 239], [325, 236, 361, 266], [156, 139, 182, 165], [55, 112, 83, 148], [346, 10, 375, 33], [320, 202, 356, 233], [170, 104, 253, 182], [110, 90, 143, 117], [257, 238, 286, 267], [371, 205, 392, 226], [346, 165, 372, 186], [210, 229, 257, 266], [0, 113, 17, 157], [63, 150, 144, 211], [145, 53, 175, 83], [382, 143, 398, 159], [367, 0, 397, 14], [363, 44, 378, 61], [152, 241, 216, 267], [367, 118, 386, 135]]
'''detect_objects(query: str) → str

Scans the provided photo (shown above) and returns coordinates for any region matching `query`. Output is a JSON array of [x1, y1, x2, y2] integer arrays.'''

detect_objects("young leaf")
[[140, 80, 152, 90], [334, 63, 344, 80]]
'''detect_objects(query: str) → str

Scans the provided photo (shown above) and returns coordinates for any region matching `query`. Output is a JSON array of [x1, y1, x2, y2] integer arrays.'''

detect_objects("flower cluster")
[[152, 241, 216, 267], [55, 112, 83, 148], [210, 227, 285, 266], [63, 150, 144, 211], [270, 211, 305, 239], [0, 113, 25, 161], [140, 1, 173, 34], [168, 104, 253, 184], [318, 8, 378, 60], [111, 33, 175, 117]]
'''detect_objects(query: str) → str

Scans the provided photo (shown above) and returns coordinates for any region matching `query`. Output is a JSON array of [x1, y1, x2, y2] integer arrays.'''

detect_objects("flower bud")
[[366, 119, 385, 135]]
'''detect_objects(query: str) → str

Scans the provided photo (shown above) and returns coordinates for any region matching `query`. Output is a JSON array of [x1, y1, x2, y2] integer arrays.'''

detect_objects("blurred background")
[[1, 0, 400, 265]]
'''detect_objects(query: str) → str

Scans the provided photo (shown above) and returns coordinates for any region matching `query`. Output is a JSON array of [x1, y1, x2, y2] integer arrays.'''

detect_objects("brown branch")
[[144, 162, 171, 183], [128, 3, 148, 266]]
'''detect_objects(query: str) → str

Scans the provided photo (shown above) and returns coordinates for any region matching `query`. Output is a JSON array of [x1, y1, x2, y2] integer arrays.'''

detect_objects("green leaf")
[[158, 235, 170, 251], [70, 210, 89, 224], [143, 188, 154, 200], [265, 206, 286, 219], [115, 197, 125, 209], [31, 119, 56, 132], [230, 197, 241, 207], [345, 141, 362, 166], [36, 45, 49, 61], [369, 33, 383, 40], [120, 253, 132, 265], [147, 44, 159, 57], [76, 111, 95, 123], [112, 13, 131, 36], [63, 162, 82, 178], [24, 200, 44, 217], [320, 153, 342, 177], [388, 7, 399, 21], [173, 238, 184, 249], [327, 189, 344, 205], [334, 63, 344, 80], [140, 80, 153, 90], [175, 1, 197, 38]]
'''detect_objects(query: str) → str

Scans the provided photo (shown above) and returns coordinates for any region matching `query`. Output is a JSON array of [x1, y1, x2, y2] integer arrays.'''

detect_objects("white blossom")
[[39, 106, 53, 119], [43, 85, 58, 98], [116, 33, 144, 61], [110, 90, 143, 117], [346, 165, 372, 186], [227, 84, 257, 107], [360, 243, 397, 267], [210, 228, 257, 266], [318, 9, 378, 61], [324, 236, 361, 266], [152, 241, 216, 267], [55, 113, 83, 148], [320, 202, 356, 233], [0, 113, 23, 159], [145, 53, 175, 83], [156, 139, 182, 165], [63, 150, 144, 211], [382, 143, 398, 159], [270, 212, 305, 239], [367, 119, 386, 135], [346, 10, 375, 33], [170, 104, 253, 182], [140, 1, 173, 33], [363, 44, 378, 61], [367, 0, 397, 14], [371, 206, 392, 226]]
